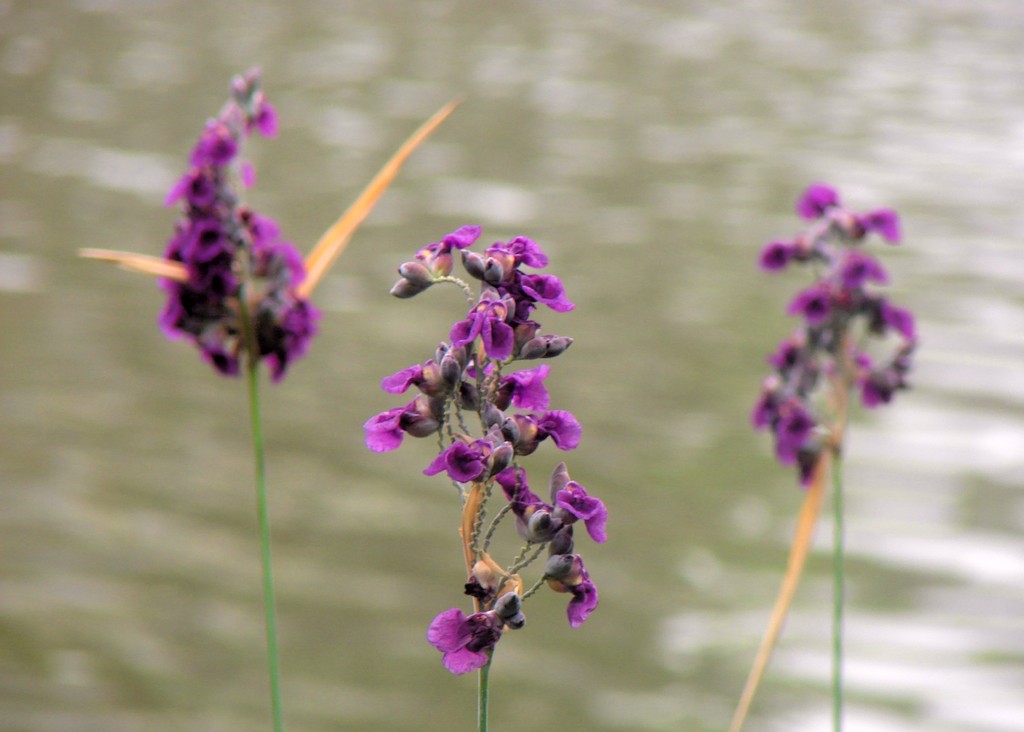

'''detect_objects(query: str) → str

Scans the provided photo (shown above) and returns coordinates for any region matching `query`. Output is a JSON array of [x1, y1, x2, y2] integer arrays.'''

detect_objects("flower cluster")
[[752, 184, 917, 484], [159, 69, 318, 380], [365, 226, 606, 674]]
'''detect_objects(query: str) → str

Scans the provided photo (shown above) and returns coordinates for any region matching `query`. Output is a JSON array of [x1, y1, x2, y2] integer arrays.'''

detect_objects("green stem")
[[237, 279, 285, 732], [831, 450, 844, 732], [477, 651, 493, 732]]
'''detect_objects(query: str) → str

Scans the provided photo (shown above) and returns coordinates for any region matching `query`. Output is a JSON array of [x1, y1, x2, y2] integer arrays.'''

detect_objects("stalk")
[[238, 276, 285, 732], [831, 451, 844, 732], [478, 651, 493, 732]]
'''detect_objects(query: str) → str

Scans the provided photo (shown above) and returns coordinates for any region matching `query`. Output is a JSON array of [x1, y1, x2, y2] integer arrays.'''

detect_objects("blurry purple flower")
[[774, 400, 816, 464], [787, 284, 832, 326], [882, 302, 916, 340], [839, 250, 889, 290], [759, 240, 796, 272], [796, 183, 840, 220], [861, 209, 901, 243]]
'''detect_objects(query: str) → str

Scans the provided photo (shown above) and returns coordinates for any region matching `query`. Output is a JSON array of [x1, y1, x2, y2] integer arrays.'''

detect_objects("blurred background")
[[2, 1, 1023, 730]]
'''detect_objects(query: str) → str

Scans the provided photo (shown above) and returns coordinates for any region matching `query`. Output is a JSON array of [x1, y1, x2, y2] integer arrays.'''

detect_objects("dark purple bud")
[[503, 612, 526, 630], [548, 528, 575, 556], [488, 442, 514, 476], [499, 415, 521, 446], [441, 352, 464, 387], [759, 240, 795, 272]]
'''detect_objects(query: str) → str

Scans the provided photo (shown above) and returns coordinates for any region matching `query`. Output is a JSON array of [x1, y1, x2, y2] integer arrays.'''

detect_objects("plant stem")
[[831, 450, 844, 732], [237, 271, 285, 732], [478, 651, 493, 732]]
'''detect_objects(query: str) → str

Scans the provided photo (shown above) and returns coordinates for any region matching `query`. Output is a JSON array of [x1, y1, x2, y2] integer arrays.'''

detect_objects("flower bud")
[[389, 277, 431, 299], [503, 611, 526, 630], [493, 591, 521, 620], [544, 552, 576, 580], [548, 528, 575, 556], [398, 260, 434, 286], [526, 510, 563, 542], [461, 250, 487, 280], [488, 442, 514, 476]]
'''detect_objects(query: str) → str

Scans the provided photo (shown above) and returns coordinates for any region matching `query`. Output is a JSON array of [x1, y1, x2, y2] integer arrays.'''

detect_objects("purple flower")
[[501, 365, 551, 410], [190, 120, 238, 167], [537, 410, 583, 450], [426, 608, 502, 674], [546, 554, 599, 628], [759, 240, 796, 272], [487, 236, 549, 270], [450, 293, 515, 361], [423, 439, 490, 483], [381, 364, 424, 394], [363, 406, 407, 453], [796, 183, 840, 220], [416, 225, 482, 277], [555, 481, 608, 543], [787, 284, 832, 326], [773, 400, 816, 464], [882, 301, 916, 341], [861, 209, 901, 244], [839, 250, 889, 291], [519, 273, 574, 312]]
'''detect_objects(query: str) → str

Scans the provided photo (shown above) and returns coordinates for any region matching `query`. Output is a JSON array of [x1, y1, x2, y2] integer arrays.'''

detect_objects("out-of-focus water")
[[2, 1, 1023, 730]]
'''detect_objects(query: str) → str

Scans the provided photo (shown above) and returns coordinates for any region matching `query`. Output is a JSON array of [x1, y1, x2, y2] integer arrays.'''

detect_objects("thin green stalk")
[[478, 651, 493, 732], [237, 272, 285, 732], [831, 450, 844, 732]]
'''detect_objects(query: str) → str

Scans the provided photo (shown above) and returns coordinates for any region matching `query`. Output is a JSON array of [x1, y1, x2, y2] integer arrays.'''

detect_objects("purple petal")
[[363, 408, 405, 452], [882, 302, 916, 340], [556, 483, 608, 543], [538, 410, 582, 450], [520, 273, 574, 312], [505, 365, 551, 410], [442, 647, 490, 675], [506, 236, 549, 268], [481, 319, 515, 361], [427, 608, 470, 653], [567, 577, 599, 628], [256, 101, 278, 138], [443, 225, 482, 249], [381, 365, 423, 394]]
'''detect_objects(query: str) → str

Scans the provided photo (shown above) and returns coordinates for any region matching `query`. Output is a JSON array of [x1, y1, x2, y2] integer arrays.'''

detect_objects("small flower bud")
[[544, 552, 576, 580], [483, 258, 505, 284], [398, 260, 434, 287], [503, 611, 526, 630], [461, 250, 487, 280], [548, 528, 575, 556], [493, 591, 521, 620], [390, 277, 431, 299], [526, 510, 563, 543], [488, 442, 514, 476]]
